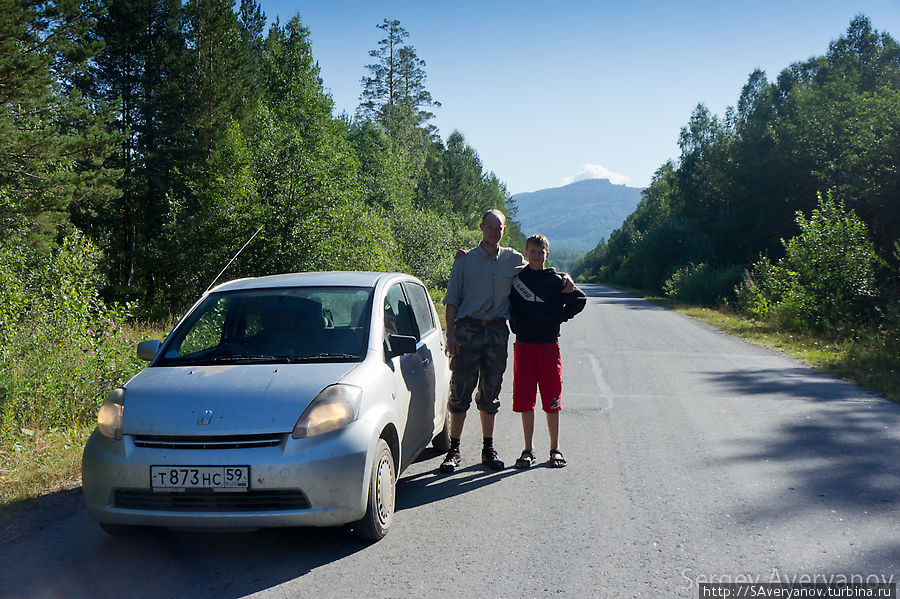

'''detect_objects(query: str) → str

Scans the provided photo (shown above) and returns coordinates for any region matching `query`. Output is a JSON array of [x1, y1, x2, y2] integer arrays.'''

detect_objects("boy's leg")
[[536, 342, 563, 451], [546, 411, 559, 451], [513, 341, 539, 451], [521, 410, 535, 451]]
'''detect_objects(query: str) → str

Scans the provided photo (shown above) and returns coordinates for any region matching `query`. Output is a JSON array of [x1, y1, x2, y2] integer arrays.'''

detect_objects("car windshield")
[[155, 286, 373, 366]]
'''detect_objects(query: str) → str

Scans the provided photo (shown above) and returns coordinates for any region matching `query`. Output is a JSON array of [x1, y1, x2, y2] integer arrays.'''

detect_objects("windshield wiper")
[[206, 355, 295, 364], [294, 353, 360, 362]]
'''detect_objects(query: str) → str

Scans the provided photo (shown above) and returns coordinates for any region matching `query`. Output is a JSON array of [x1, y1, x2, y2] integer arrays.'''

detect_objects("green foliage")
[[0, 0, 121, 244], [663, 263, 746, 307], [389, 203, 465, 290], [744, 191, 878, 332], [0, 232, 142, 438], [579, 15, 899, 339]]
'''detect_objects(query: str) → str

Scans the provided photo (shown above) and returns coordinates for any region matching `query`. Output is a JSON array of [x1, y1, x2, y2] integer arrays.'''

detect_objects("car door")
[[402, 281, 447, 438], [383, 282, 431, 471]]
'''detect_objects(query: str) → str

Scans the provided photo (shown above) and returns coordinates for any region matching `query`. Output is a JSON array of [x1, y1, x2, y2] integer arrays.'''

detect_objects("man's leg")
[[479, 410, 495, 438], [474, 323, 509, 470], [441, 322, 479, 473], [450, 411, 466, 439], [440, 410, 467, 473]]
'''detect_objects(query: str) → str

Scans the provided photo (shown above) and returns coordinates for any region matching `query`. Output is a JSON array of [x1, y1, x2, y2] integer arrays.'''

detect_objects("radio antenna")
[[206, 224, 264, 292]]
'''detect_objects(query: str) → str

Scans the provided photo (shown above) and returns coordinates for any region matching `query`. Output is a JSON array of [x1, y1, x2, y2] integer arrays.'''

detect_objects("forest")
[[0, 1, 524, 442], [574, 16, 899, 343]]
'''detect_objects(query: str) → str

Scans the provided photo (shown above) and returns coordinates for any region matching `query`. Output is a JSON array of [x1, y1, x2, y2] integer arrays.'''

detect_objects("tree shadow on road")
[[703, 365, 900, 574], [0, 517, 373, 599]]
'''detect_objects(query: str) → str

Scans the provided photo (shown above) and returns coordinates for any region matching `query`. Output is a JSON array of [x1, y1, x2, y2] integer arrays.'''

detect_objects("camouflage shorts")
[[448, 319, 509, 415]]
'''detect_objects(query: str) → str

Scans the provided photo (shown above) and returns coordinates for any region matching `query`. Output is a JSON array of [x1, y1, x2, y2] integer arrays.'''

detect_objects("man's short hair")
[[482, 209, 506, 225], [526, 234, 550, 251]]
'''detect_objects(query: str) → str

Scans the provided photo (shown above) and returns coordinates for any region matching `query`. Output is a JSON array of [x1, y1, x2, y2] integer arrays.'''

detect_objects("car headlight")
[[98, 387, 125, 440], [292, 384, 362, 439]]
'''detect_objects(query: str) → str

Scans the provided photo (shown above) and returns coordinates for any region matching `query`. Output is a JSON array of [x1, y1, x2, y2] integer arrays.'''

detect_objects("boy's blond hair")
[[526, 234, 550, 251]]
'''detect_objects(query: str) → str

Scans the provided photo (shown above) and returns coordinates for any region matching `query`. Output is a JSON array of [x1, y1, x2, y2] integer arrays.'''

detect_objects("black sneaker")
[[439, 449, 461, 473], [481, 447, 504, 470]]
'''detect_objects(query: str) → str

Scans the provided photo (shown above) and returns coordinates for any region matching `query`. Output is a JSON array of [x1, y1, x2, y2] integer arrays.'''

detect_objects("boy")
[[509, 234, 586, 468]]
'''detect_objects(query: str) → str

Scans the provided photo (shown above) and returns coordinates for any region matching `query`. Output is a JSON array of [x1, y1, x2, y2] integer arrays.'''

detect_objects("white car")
[[82, 272, 451, 541]]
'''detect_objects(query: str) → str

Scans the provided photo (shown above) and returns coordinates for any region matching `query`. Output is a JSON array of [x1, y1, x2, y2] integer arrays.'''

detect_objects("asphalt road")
[[2, 284, 898, 598]]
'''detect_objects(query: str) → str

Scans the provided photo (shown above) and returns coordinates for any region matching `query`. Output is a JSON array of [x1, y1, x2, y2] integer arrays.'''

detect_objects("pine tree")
[[0, 0, 120, 246], [89, 0, 194, 299], [358, 19, 440, 139]]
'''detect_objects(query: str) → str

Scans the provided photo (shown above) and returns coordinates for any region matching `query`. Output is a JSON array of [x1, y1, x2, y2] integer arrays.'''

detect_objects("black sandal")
[[549, 449, 567, 468], [514, 449, 536, 469]]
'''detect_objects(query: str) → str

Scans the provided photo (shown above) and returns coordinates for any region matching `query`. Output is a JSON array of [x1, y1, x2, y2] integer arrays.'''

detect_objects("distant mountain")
[[511, 178, 643, 252]]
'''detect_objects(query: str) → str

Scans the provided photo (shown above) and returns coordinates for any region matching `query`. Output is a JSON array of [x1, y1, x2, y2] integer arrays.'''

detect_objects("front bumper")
[[81, 421, 374, 529]]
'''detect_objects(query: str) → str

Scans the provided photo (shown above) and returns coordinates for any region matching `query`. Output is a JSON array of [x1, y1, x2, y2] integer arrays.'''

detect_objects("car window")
[[156, 287, 372, 365], [404, 282, 435, 336], [180, 299, 229, 356], [383, 283, 417, 339]]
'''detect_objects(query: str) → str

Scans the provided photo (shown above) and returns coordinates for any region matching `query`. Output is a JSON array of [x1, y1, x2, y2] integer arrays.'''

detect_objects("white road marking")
[[588, 353, 614, 411]]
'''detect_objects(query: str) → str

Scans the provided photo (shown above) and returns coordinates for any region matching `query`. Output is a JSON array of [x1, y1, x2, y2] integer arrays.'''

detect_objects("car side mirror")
[[137, 340, 162, 362], [387, 334, 417, 358]]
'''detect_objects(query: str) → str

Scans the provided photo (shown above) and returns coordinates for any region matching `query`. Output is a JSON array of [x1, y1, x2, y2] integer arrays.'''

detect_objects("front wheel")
[[354, 439, 395, 541]]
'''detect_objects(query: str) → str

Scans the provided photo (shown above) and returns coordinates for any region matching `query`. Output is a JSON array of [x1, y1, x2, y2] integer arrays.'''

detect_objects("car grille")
[[132, 433, 282, 450], [113, 489, 311, 511]]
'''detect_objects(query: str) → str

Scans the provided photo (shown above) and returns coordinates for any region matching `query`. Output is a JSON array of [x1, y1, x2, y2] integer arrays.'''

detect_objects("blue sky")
[[256, 1, 900, 194]]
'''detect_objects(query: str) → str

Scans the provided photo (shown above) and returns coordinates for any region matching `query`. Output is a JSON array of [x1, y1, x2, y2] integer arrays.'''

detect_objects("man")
[[440, 209, 572, 473]]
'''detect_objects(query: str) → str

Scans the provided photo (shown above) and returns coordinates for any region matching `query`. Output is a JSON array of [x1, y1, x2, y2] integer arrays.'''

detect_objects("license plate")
[[150, 466, 249, 491]]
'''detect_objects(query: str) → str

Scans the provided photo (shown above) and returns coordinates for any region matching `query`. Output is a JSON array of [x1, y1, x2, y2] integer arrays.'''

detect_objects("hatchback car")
[[82, 272, 451, 541]]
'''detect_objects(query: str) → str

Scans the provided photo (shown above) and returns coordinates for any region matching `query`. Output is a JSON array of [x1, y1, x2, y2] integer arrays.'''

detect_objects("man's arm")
[[444, 304, 459, 356]]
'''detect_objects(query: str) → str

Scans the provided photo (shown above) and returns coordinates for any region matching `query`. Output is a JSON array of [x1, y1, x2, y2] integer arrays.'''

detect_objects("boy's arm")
[[559, 285, 587, 321]]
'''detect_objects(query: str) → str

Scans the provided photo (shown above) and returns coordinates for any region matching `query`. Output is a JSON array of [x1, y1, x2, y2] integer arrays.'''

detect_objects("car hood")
[[121, 363, 356, 436]]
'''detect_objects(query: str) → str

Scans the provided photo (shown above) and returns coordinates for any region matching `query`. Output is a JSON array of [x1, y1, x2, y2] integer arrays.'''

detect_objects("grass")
[[0, 427, 92, 529], [0, 319, 172, 528]]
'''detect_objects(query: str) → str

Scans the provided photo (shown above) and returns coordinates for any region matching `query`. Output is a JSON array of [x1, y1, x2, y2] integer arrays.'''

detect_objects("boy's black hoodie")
[[509, 267, 587, 343]]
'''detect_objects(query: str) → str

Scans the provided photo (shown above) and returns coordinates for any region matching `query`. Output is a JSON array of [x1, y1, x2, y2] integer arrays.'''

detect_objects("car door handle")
[[420, 357, 430, 368]]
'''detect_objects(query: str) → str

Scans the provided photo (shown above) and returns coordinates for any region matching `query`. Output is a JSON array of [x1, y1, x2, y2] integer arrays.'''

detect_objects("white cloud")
[[562, 164, 632, 187]]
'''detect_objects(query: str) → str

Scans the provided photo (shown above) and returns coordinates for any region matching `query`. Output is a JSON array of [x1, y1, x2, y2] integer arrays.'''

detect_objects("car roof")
[[210, 271, 410, 293]]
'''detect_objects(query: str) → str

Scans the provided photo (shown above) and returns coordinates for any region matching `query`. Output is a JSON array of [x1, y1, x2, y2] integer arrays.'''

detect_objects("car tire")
[[354, 438, 395, 541], [432, 411, 451, 452]]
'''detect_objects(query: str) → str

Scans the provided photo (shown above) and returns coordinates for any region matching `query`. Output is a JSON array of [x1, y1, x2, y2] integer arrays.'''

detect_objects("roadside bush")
[[742, 191, 878, 332], [0, 232, 143, 440], [663, 263, 745, 306]]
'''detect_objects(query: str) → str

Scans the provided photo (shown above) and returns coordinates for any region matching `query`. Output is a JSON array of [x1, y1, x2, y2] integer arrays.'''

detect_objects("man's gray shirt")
[[443, 245, 525, 321]]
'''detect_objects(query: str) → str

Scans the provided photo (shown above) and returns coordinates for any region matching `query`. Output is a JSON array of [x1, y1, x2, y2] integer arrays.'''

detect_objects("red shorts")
[[512, 341, 562, 413]]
